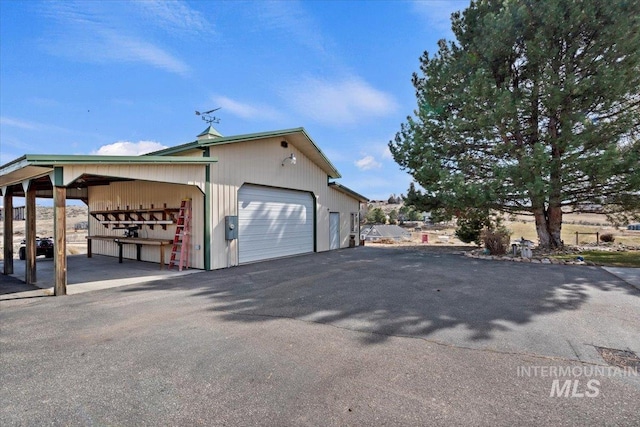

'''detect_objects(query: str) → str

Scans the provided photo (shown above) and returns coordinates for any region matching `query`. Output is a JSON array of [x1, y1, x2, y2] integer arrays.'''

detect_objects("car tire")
[[19, 247, 26, 260], [46, 250, 54, 258]]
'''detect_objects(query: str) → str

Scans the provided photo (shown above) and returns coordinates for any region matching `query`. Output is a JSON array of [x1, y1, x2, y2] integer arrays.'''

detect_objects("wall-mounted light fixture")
[[282, 153, 296, 166]]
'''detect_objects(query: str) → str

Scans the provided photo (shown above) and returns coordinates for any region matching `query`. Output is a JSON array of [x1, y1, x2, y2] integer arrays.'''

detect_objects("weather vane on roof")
[[195, 107, 221, 125]]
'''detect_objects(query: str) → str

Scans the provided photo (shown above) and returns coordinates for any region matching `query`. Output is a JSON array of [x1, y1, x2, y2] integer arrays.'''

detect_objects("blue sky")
[[0, 0, 468, 202]]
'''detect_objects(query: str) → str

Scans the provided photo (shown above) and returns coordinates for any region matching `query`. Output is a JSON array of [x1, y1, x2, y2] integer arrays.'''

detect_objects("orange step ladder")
[[169, 198, 192, 271]]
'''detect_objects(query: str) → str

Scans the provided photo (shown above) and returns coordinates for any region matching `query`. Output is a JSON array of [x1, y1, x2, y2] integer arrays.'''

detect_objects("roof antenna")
[[195, 107, 221, 125]]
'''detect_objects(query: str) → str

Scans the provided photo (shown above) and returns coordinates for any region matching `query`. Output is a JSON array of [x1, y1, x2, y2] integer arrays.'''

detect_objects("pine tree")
[[388, 209, 398, 225], [390, 0, 640, 248]]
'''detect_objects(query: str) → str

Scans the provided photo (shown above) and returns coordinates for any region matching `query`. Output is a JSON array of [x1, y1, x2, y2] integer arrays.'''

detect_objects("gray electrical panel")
[[225, 215, 238, 240]]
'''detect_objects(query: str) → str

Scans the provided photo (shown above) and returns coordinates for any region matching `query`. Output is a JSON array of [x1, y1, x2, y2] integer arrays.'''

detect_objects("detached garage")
[[152, 126, 368, 270], [1, 126, 367, 294]]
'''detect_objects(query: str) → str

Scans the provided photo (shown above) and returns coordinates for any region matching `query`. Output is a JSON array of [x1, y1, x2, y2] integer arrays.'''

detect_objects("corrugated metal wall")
[[88, 181, 205, 269], [208, 138, 361, 269]]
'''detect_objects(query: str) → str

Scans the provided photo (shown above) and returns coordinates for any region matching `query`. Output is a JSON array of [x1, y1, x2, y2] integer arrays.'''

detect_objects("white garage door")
[[238, 185, 314, 263]]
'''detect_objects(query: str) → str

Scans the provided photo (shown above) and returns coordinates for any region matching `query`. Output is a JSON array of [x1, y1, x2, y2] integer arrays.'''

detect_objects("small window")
[[350, 212, 359, 233]]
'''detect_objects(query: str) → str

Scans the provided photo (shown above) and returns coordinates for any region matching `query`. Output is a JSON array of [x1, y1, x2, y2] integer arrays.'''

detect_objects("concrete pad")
[[602, 266, 640, 290], [0, 254, 202, 299]]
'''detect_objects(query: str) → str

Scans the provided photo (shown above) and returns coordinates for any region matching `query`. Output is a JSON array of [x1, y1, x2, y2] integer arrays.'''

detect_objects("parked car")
[[18, 237, 54, 260]]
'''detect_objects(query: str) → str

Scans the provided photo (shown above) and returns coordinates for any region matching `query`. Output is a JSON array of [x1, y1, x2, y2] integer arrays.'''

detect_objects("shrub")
[[600, 233, 615, 243], [455, 211, 489, 245], [455, 219, 482, 245], [375, 238, 396, 244], [365, 207, 387, 224], [481, 227, 512, 255]]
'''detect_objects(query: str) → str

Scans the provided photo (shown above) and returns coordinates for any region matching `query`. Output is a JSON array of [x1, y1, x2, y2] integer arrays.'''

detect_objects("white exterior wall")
[[207, 138, 361, 269], [327, 187, 362, 249], [88, 181, 205, 269]]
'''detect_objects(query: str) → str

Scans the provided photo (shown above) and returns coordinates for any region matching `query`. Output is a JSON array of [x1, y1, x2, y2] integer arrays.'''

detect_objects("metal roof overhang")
[[0, 155, 217, 198]]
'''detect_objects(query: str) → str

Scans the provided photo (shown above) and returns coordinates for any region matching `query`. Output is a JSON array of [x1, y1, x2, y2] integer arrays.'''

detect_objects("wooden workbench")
[[86, 236, 173, 269]]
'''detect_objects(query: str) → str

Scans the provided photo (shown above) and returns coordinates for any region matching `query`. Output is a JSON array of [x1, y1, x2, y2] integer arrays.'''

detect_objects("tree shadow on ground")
[[121, 247, 639, 345]]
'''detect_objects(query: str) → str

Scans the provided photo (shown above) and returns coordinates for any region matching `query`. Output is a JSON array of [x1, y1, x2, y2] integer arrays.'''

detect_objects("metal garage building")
[[1, 127, 367, 295]]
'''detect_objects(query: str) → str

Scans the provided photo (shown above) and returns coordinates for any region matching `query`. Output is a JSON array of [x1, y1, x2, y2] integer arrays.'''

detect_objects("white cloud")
[[213, 96, 286, 122], [92, 141, 168, 156], [411, 0, 468, 33], [0, 116, 37, 130], [346, 171, 414, 201], [382, 145, 393, 160], [368, 142, 394, 160], [42, 2, 192, 76], [255, 1, 328, 56], [135, 0, 213, 35], [105, 32, 190, 75], [285, 76, 398, 126], [354, 155, 382, 171], [0, 116, 108, 145]]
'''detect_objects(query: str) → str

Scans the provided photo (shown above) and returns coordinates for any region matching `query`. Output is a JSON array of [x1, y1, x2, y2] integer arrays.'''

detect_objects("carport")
[[1, 155, 216, 295]]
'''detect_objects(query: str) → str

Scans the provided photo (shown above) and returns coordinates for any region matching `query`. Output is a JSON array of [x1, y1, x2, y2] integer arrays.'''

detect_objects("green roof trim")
[[1, 154, 216, 176], [197, 125, 223, 138], [328, 182, 369, 202]]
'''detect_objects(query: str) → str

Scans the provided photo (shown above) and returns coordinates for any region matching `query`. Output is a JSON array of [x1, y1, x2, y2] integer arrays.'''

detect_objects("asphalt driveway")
[[1, 246, 639, 426]]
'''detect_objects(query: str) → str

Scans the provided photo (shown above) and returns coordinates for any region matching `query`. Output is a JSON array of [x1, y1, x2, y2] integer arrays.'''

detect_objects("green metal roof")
[[1, 154, 216, 174]]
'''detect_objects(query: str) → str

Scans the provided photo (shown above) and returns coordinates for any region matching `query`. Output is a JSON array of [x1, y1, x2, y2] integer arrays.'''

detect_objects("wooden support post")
[[25, 185, 37, 284], [2, 188, 14, 275], [575, 231, 579, 246], [53, 186, 67, 296]]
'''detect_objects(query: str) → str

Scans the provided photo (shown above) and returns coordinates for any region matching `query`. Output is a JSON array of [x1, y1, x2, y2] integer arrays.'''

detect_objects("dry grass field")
[[377, 211, 640, 248], [0, 205, 89, 257], [507, 213, 640, 247]]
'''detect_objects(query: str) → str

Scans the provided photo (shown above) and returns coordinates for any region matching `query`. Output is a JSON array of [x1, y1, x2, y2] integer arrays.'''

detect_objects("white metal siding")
[[207, 139, 362, 269], [238, 185, 313, 263]]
